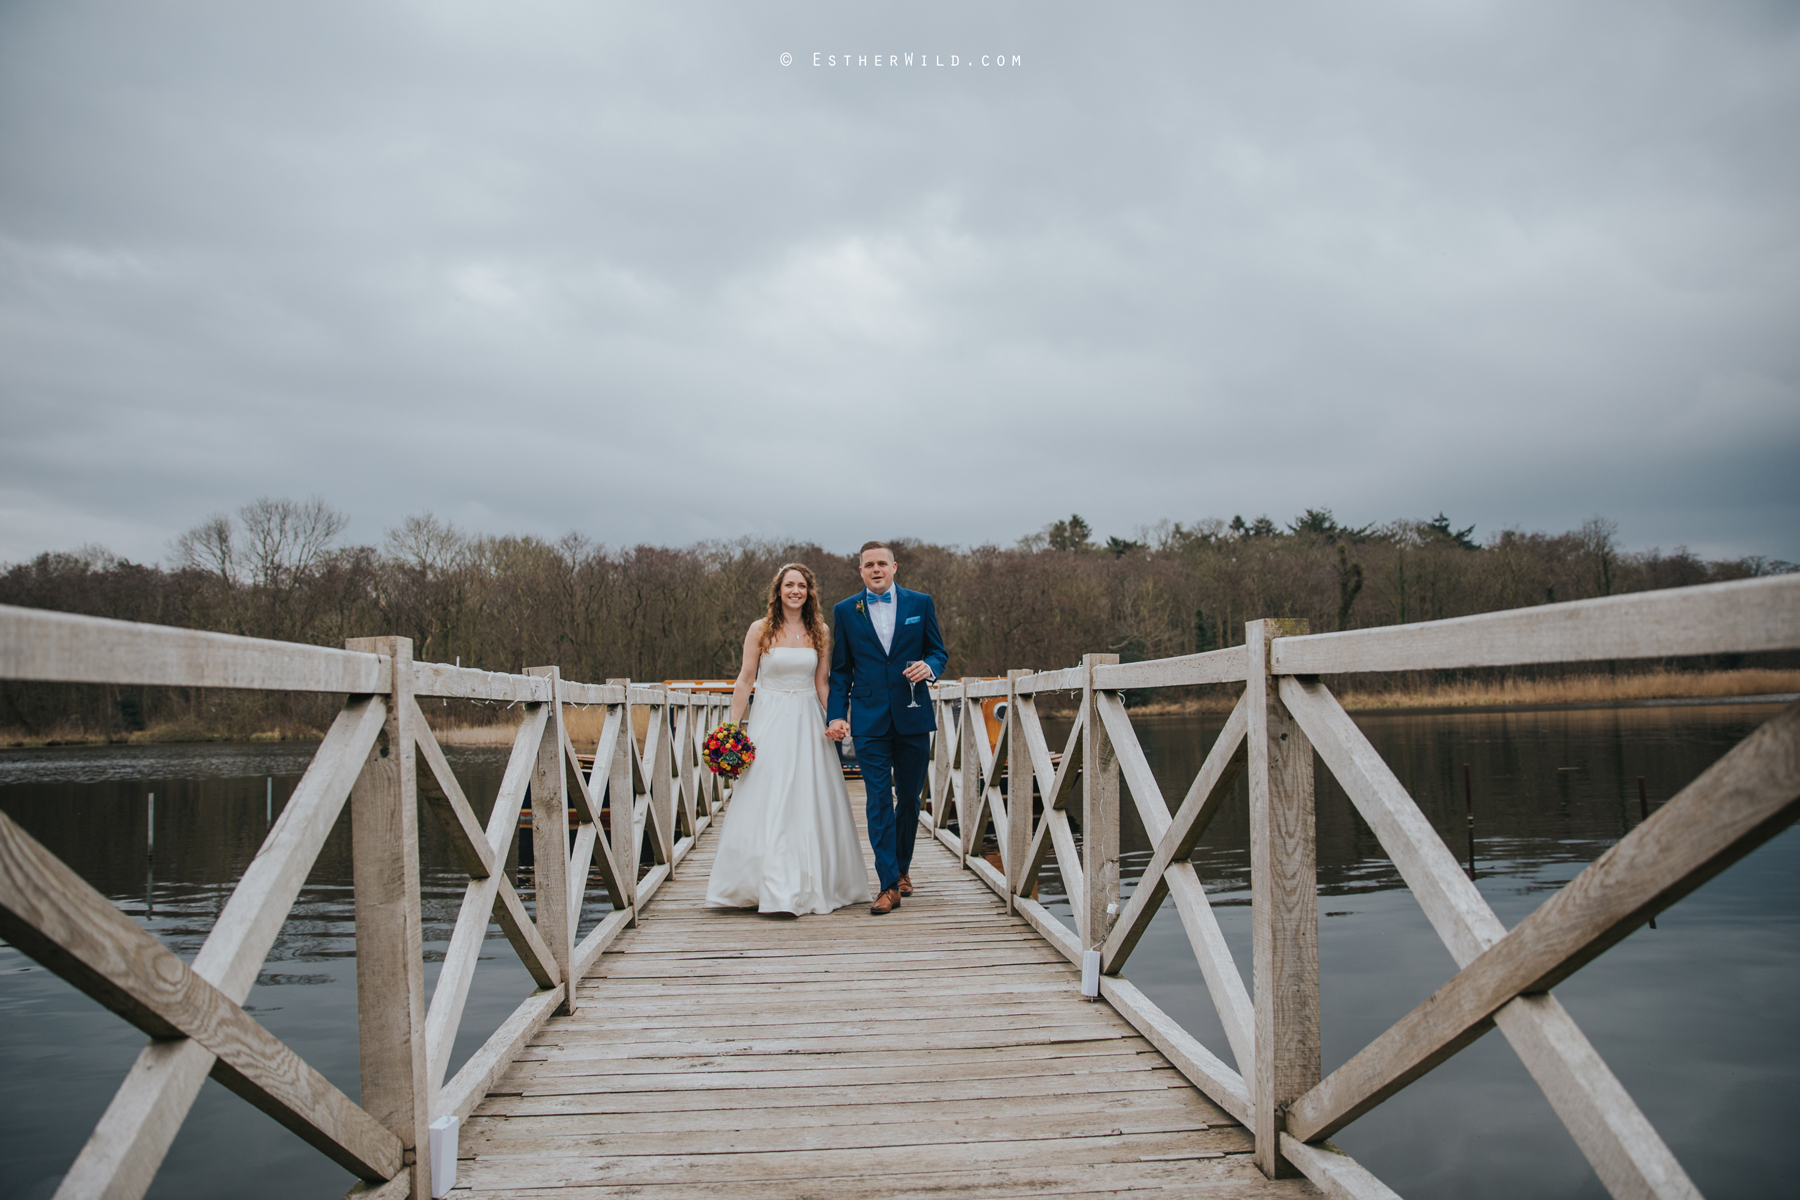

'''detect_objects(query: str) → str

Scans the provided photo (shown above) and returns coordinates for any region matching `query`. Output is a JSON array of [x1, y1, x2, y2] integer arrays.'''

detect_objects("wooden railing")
[[922, 574, 1800, 1200], [0, 606, 730, 1200]]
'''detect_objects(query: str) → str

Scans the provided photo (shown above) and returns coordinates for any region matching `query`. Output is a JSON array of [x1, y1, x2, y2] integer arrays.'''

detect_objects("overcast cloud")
[[2, 0, 1796, 565]]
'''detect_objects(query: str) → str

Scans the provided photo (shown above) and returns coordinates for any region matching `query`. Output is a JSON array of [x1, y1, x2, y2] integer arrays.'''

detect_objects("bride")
[[704, 563, 872, 915]]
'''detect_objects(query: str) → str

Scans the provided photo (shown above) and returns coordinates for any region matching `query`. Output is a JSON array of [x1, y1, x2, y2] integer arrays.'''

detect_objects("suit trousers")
[[856, 729, 929, 892]]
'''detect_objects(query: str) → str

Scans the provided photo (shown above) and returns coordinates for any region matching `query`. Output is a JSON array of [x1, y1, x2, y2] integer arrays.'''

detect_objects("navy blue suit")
[[829, 586, 949, 891]]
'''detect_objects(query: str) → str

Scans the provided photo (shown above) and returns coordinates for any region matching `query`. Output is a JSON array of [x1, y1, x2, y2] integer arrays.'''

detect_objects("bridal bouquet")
[[703, 722, 756, 778]]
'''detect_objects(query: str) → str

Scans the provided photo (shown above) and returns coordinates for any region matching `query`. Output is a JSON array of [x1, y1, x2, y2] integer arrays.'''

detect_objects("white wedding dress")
[[704, 648, 872, 915]]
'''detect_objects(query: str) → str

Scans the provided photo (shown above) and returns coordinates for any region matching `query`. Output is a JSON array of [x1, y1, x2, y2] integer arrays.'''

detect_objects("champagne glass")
[[907, 662, 923, 708]]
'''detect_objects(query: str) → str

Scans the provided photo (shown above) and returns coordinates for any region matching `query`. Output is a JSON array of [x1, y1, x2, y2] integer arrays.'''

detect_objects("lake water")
[[1, 704, 1795, 1199]]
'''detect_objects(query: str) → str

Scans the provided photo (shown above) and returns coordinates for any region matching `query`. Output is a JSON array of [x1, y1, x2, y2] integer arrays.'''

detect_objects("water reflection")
[[1031, 701, 1798, 1200]]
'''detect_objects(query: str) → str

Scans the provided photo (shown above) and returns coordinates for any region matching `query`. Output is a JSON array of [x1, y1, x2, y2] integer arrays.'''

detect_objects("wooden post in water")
[[1464, 763, 1475, 879], [527, 667, 574, 1014], [1640, 776, 1655, 930], [1246, 618, 1318, 1179], [1004, 669, 1031, 910], [344, 635, 432, 1200], [1080, 653, 1121, 951]]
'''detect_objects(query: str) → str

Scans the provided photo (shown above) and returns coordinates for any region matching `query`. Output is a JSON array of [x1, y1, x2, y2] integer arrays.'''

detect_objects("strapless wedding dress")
[[704, 648, 872, 914]]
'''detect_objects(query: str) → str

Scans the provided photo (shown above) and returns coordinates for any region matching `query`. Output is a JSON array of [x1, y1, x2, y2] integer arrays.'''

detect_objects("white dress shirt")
[[867, 588, 897, 654]]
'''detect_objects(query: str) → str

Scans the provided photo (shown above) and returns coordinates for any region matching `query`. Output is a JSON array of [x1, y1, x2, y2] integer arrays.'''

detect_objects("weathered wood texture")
[[1247, 619, 1319, 1179], [345, 636, 433, 1200], [457, 784, 1319, 1199], [0, 603, 387, 692], [1270, 573, 1800, 674]]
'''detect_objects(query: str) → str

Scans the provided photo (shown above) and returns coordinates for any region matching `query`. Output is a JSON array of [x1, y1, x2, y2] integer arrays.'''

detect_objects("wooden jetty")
[[1, 574, 1797, 1199], [457, 785, 1297, 1198]]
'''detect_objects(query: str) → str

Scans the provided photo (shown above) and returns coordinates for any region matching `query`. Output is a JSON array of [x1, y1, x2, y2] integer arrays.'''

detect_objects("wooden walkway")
[[455, 785, 1319, 1198]]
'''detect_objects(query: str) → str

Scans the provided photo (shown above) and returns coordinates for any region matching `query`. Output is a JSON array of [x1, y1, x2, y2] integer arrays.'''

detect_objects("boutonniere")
[[855, 601, 866, 615]]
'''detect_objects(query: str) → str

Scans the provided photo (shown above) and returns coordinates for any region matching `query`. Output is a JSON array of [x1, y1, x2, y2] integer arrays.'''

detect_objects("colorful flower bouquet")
[[703, 722, 756, 778]]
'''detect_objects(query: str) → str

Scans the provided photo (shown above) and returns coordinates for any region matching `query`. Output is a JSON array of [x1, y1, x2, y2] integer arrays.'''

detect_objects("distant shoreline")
[[4, 668, 1795, 750]]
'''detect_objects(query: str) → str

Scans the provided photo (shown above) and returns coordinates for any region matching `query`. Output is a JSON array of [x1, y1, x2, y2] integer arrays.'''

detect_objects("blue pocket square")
[[905, 615, 921, 625]]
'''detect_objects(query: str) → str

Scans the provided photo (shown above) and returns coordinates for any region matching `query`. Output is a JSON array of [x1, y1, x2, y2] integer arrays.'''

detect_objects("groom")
[[826, 541, 949, 915]]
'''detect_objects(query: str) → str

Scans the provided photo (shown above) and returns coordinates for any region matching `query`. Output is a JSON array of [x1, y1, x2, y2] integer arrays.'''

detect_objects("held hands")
[[825, 719, 850, 742]]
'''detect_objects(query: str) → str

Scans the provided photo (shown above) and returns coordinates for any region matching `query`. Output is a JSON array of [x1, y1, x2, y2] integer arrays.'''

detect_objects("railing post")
[[606, 679, 637, 926], [1246, 618, 1319, 1178], [958, 678, 981, 866], [526, 666, 574, 1016], [1004, 668, 1031, 910], [1081, 653, 1121, 949], [927, 687, 949, 832], [344, 635, 431, 1199], [644, 685, 674, 867]]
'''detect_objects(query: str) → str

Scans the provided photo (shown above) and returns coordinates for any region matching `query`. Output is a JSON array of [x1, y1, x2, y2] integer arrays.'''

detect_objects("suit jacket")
[[827, 586, 949, 737]]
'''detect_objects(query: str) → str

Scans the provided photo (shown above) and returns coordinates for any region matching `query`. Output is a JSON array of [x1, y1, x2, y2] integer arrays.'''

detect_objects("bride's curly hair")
[[756, 563, 829, 658]]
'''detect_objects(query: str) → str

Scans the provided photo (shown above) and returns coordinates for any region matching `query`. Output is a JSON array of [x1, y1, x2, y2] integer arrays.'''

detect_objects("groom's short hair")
[[859, 540, 896, 560]]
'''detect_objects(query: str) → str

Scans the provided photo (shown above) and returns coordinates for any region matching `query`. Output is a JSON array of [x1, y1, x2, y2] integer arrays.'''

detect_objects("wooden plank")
[[527, 666, 576, 1015], [1246, 618, 1317, 1178], [1018, 705, 1085, 897], [1102, 697, 1247, 971], [1005, 671, 1032, 894], [960, 677, 985, 859], [558, 679, 628, 705], [1271, 573, 1800, 675], [1279, 1135, 1402, 1200], [410, 659, 550, 702], [451, 1129, 1252, 1189], [438, 986, 566, 1122], [0, 603, 386, 692], [606, 686, 637, 916], [460, 1109, 1230, 1158], [53, 695, 386, 1200], [345, 636, 432, 1200], [1015, 696, 1057, 802], [1281, 676, 1701, 1199], [1287, 699, 1800, 1148], [507, 1043, 1167, 1081], [1091, 646, 1248, 689], [0, 810, 403, 1181], [1163, 864, 1256, 1081], [1017, 665, 1086, 695], [465, 1088, 1208, 1137]]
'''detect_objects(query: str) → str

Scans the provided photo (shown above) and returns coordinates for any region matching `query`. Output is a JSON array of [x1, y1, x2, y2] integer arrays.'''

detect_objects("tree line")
[[2, 499, 1792, 739]]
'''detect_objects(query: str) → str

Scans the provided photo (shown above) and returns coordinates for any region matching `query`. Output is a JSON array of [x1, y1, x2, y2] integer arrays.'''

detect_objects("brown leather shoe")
[[870, 888, 898, 915], [897, 874, 914, 897]]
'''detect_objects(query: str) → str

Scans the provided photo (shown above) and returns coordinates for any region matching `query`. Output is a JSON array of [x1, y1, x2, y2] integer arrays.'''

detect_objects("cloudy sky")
[[2, 0, 1796, 565]]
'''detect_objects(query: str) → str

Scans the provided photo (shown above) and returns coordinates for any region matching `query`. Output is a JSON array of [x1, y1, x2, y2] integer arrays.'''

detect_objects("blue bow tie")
[[866, 590, 893, 604]]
